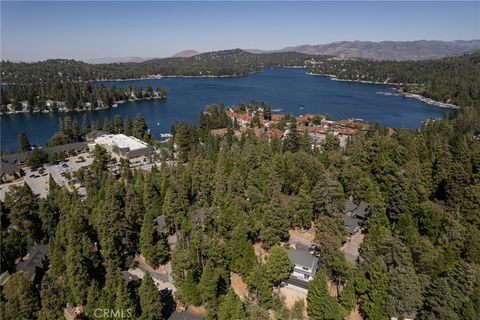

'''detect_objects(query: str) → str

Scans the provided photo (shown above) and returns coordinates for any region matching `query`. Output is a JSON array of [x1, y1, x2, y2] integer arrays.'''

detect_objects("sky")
[[1, 1, 479, 61]]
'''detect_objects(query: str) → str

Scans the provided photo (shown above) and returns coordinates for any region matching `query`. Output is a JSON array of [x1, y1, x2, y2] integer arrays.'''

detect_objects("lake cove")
[[1, 68, 448, 151]]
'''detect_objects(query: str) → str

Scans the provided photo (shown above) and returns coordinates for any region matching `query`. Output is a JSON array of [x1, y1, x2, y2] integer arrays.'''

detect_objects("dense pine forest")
[[1, 102, 479, 319], [310, 52, 480, 107]]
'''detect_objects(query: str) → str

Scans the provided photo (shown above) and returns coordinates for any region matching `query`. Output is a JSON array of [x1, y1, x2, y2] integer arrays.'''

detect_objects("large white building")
[[92, 134, 153, 159]]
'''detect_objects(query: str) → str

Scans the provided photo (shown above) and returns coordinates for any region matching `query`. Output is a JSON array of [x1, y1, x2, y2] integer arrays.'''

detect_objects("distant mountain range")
[[264, 40, 480, 61], [178, 40, 480, 61], [85, 40, 480, 64], [171, 50, 201, 58]]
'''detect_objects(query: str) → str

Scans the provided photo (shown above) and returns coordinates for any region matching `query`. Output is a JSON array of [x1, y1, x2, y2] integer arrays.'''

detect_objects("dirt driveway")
[[341, 231, 364, 263]]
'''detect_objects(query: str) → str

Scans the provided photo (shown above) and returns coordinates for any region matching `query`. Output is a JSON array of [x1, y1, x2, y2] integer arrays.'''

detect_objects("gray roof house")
[[344, 196, 370, 220], [1, 161, 23, 182], [15, 244, 48, 284], [343, 196, 370, 235], [354, 201, 369, 219], [345, 196, 357, 213], [343, 215, 361, 235], [285, 248, 319, 292]]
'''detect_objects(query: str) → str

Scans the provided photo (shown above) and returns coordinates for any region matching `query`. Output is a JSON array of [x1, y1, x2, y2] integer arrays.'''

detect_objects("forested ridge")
[[1, 50, 324, 83], [1, 102, 480, 319], [310, 52, 480, 108]]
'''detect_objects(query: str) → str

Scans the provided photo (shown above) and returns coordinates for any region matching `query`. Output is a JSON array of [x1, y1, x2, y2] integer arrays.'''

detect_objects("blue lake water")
[[1, 68, 448, 152]]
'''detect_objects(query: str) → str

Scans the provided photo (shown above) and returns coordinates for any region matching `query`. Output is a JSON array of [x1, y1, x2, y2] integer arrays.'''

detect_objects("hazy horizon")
[[2, 1, 479, 61]]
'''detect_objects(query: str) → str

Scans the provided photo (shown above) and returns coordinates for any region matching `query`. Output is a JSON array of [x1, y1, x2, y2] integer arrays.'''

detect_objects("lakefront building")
[[91, 134, 153, 159]]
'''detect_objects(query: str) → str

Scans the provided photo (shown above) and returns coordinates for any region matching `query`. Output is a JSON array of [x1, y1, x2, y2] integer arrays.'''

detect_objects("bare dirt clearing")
[[230, 272, 248, 300]]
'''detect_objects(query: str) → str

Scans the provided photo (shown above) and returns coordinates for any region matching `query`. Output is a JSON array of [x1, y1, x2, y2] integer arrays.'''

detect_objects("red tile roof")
[[271, 114, 285, 121], [298, 126, 327, 134], [336, 128, 357, 135], [267, 128, 284, 139], [337, 120, 371, 130]]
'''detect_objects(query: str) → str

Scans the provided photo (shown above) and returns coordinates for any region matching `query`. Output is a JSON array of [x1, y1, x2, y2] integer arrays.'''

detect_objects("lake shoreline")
[[92, 66, 308, 82], [95, 70, 260, 82], [0, 96, 166, 116], [308, 72, 460, 110], [1, 68, 450, 151]]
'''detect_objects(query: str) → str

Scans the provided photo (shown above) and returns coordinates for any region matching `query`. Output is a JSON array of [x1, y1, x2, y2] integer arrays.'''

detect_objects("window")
[[304, 274, 309, 280]]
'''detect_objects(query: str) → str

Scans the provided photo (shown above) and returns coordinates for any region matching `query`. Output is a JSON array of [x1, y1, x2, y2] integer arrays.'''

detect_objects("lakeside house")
[[90, 134, 153, 159], [219, 107, 372, 149], [284, 248, 319, 292]]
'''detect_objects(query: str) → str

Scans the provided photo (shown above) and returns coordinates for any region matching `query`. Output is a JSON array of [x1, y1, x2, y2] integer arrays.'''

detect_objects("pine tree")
[[133, 113, 148, 140], [140, 213, 168, 268], [114, 115, 123, 134], [115, 278, 136, 317], [264, 245, 293, 286], [227, 224, 257, 276], [4, 184, 41, 245], [289, 177, 313, 228], [139, 274, 163, 320], [246, 264, 272, 307], [38, 274, 64, 320], [217, 289, 247, 320], [1, 272, 40, 320], [338, 281, 356, 314], [180, 270, 201, 306], [312, 172, 345, 218], [259, 177, 290, 248], [283, 122, 301, 153], [199, 260, 219, 306], [361, 258, 390, 320], [18, 131, 31, 151], [307, 271, 342, 320], [175, 123, 193, 163], [124, 116, 133, 136], [95, 186, 136, 268], [81, 114, 91, 134], [65, 207, 101, 305], [323, 133, 340, 152], [386, 265, 422, 317]]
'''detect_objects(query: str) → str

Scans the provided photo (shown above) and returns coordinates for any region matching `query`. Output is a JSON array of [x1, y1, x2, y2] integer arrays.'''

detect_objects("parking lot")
[[24, 167, 50, 198], [0, 152, 94, 200]]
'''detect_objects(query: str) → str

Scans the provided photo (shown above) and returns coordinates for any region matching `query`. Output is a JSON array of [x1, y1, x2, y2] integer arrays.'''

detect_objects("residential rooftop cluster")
[[211, 106, 374, 147]]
